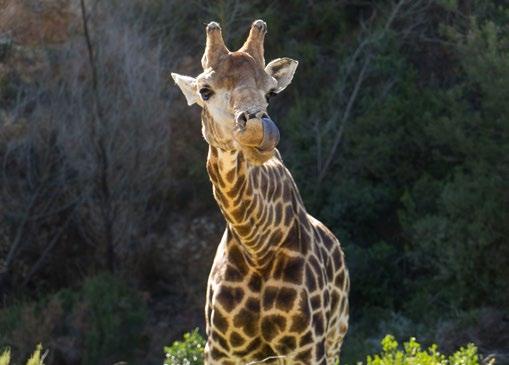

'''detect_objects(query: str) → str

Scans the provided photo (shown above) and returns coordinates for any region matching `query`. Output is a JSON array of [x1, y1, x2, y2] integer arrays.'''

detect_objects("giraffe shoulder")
[[308, 214, 341, 251]]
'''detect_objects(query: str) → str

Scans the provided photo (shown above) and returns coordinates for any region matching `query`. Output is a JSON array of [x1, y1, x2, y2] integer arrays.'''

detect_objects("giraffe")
[[171, 20, 349, 365]]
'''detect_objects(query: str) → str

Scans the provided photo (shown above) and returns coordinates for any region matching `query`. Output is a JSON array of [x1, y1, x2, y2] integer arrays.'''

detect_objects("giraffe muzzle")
[[233, 113, 280, 152]]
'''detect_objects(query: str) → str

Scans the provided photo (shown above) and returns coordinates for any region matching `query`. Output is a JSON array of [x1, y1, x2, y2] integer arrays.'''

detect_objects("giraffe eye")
[[199, 87, 214, 101], [265, 90, 277, 102]]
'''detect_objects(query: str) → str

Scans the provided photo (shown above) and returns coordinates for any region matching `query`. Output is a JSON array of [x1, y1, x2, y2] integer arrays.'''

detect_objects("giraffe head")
[[171, 20, 298, 164]]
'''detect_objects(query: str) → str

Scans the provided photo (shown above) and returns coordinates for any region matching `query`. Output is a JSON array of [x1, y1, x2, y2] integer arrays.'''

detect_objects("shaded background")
[[0, 0, 507, 364]]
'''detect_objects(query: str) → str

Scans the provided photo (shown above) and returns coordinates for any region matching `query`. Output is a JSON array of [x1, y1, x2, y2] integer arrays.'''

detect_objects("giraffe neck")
[[206, 145, 305, 266]]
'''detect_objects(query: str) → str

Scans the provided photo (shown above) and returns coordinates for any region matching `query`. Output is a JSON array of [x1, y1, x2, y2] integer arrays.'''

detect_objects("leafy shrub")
[[80, 274, 147, 365], [0, 344, 46, 365], [163, 329, 205, 365], [364, 335, 479, 365], [0, 348, 9, 365], [25, 344, 46, 365], [0, 274, 146, 365], [164, 332, 481, 365], [0, 297, 63, 363]]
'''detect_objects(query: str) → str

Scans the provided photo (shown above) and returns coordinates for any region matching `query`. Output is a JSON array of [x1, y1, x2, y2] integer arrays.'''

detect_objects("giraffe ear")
[[265, 58, 298, 93], [171, 73, 199, 106]]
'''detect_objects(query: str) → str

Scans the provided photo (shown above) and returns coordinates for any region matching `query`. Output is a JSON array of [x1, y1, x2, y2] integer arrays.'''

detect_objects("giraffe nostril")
[[235, 112, 248, 127]]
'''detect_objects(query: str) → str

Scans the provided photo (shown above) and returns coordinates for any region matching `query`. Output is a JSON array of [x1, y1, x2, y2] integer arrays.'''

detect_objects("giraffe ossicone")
[[171, 19, 350, 365]]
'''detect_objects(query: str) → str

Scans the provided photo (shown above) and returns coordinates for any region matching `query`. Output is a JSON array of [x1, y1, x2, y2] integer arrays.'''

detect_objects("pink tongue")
[[258, 116, 280, 151]]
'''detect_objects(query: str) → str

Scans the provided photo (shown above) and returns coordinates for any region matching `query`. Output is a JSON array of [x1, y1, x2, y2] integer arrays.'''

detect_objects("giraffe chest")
[[205, 243, 333, 361], [204, 216, 350, 364]]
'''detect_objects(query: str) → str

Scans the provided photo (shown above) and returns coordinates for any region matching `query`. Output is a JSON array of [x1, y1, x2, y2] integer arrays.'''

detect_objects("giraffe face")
[[171, 20, 298, 164]]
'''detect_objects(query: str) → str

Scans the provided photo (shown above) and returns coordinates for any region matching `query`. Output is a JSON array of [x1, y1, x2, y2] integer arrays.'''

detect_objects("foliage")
[[163, 329, 205, 365], [0, 348, 10, 365], [80, 274, 147, 365], [265, 0, 509, 319], [0, 345, 46, 365], [25, 344, 46, 365], [163, 331, 481, 365], [0, 274, 146, 365], [0, 0, 507, 364], [398, 17, 509, 311], [364, 335, 479, 365]]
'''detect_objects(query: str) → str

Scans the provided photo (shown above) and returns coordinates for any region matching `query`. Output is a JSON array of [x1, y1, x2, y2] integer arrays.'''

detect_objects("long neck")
[[206, 146, 305, 264]]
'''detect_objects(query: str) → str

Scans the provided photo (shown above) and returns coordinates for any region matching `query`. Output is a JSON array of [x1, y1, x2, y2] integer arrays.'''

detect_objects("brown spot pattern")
[[202, 96, 350, 362]]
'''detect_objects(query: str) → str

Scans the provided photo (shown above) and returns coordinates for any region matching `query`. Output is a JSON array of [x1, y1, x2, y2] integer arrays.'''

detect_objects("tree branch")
[[318, 55, 370, 182], [21, 203, 79, 287], [79, 0, 115, 272]]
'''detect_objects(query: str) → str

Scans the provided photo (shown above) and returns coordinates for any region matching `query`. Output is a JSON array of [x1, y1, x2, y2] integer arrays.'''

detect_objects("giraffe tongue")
[[258, 116, 280, 152]]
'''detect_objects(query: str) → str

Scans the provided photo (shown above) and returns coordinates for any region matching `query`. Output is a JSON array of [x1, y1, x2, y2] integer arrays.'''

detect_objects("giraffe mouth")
[[256, 116, 280, 152], [233, 115, 280, 152]]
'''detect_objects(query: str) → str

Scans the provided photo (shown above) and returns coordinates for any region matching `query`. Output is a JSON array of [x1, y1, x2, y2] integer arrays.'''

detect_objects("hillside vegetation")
[[0, 0, 507, 364]]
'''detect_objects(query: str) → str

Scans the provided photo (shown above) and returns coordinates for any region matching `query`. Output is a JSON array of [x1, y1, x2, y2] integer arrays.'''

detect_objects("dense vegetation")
[[0, 0, 507, 364], [162, 332, 483, 365], [1, 344, 47, 365], [0, 334, 483, 365]]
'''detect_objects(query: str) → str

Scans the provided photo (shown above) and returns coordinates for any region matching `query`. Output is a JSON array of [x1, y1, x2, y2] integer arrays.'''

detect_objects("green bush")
[[163, 329, 205, 365], [364, 335, 479, 365], [0, 344, 46, 365], [80, 274, 147, 365], [163, 332, 481, 365], [0, 348, 9, 365], [0, 274, 146, 365]]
